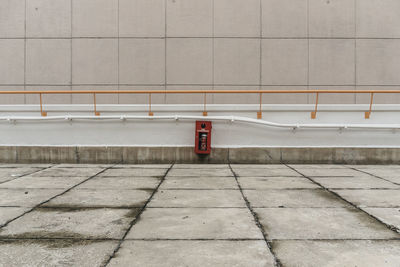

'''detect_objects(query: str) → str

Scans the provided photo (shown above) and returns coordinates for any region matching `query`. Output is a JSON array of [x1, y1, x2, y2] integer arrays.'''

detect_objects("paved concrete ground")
[[0, 164, 399, 267]]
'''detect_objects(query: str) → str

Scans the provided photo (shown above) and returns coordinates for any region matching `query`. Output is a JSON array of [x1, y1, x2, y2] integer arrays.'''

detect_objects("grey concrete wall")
[[1, 0, 400, 105], [2, 146, 400, 164]]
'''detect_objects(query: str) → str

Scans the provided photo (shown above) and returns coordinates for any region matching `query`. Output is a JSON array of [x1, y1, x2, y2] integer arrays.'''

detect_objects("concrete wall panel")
[[357, 40, 400, 86], [119, 0, 165, 37], [26, 39, 71, 85], [26, 0, 71, 38], [167, 0, 213, 37], [72, 0, 118, 37], [309, 39, 355, 85], [214, 0, 260, 37], [262, 0, 308, 38], [119, 39, 165, 85], [0, 40, 25, 84], [214, 39, 260, 85], [167, 38, 213, 84], [72, 39, 118, 85], [309, 0, 355, 38], [0, 0, 25, 38], [357, 0, 400, 38], [262, 39, 308, 85]]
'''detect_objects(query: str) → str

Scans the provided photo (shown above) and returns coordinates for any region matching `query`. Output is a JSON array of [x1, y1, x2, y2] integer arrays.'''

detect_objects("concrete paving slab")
[[0, 167, 44, 179], [334, 189, 400, 207], [0, 240, 117, 267], [160, 176, 238, 189], [148, 190, 246, 208], [349, 165, 400, 169], [29, 168, 104, 177], [292, 168, 365, 177], [127, 208, 263, 239], [0, 176, 87, 189], [0, 176, 14, 183], [108, 240, 274, 267], [99, 168, 167, 177], [43, 189, 152, 208], [113, 164, 171, 169], [0, 207, 30, 226], [54, 164, 113, 168], [77, 177, 160, 190], [0, 188, 64, 207], [255, 208, 399, 239], [0, 208, 137, 239], [243, 189, 349, 208], [273, 240, 400, 267], [289, 164, 347, 169], [0, 164, 53, 168], [231, 164, 289, 169], [381, 176, 400, 185], [238, 177, 320, 189], [364, 208, 400, 230], [173, 164, 229, 169], [167, 168, 233, 177], [313, 176, 399, 189], [233, 168, 300, 177]]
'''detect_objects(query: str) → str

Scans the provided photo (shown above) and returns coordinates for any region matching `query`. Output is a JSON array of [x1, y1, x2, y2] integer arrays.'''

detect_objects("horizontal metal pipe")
[[0, 89, 400, 95], [1, 115, 400, 130]]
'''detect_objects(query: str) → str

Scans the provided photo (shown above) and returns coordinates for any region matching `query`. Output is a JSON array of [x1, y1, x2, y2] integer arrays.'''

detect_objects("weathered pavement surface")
[[0, 164, 400, 267]]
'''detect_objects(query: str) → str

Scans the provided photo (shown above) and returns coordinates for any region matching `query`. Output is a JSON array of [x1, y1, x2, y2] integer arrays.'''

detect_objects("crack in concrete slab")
[[102, 163, 174, 267], [228, 164, 282, 267]]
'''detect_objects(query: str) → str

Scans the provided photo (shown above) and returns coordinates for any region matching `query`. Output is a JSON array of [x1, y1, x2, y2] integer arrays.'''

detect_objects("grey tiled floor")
[[0, 164, 399, 266]]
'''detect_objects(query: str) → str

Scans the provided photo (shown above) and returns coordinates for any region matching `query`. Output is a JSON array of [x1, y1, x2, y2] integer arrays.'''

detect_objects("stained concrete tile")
[[313, 177, 400, 189], [238, 177, 320, 189], [233, 168, 300, 177], [108, 240, 274, 267], [0, 207, 30, 226], [0, 208, 136, 239], [0, 240, 117, 267], [160, 177, 238, 189], [0, 176, 87, 189], [291, 168, 362, 177], [77, 177, 160, 190], [255, 208, 398, 239], [273, 240, 400, 267], [243, 189, 349, 208], [364, 208, 400, 230], [0, 164, 53, 168], [100, 168, 166, 177], [127, 208, 263, 239], [0, 188, 64, 207], [167, 168, 233, 177], [148, 190, 246, 208], [334, 189, 400, 208], [231, 164, 289, 169], [43, 189, 151, 208], [29, 168, 104, 177]]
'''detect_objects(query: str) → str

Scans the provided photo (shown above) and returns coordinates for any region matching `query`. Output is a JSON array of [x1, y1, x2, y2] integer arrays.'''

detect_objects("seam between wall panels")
[[307, 0, 310, 105], [354, 0, 357, 104], [70, 0, 73, 104], [24, 0, 27, 104]]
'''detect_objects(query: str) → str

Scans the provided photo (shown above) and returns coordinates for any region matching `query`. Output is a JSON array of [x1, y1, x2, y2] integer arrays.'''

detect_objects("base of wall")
[[1, 146, 400, 164]]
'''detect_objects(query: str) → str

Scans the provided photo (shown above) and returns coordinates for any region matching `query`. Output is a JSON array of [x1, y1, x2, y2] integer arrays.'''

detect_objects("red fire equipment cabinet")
[[195, 121, 212, 155]]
